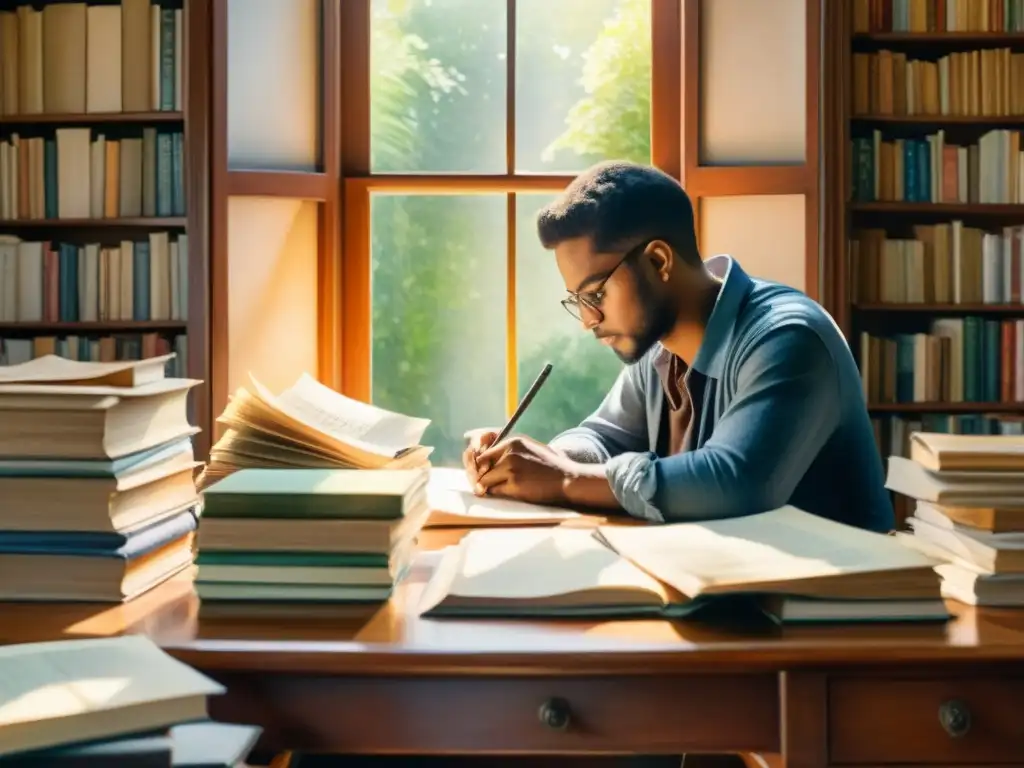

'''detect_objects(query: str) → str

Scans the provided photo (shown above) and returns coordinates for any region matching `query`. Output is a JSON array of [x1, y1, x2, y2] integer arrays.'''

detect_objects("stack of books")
[[0, 634, 260, 767], [419, 505, 950, 625], [886, 432, 1024, 608], [0, 354, 202, 601], [195, 467, 431, 618], [197, 372, 433, 490]]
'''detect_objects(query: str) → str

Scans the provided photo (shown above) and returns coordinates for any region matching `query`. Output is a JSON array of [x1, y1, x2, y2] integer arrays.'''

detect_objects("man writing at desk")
[[464, 160, 893, 533]]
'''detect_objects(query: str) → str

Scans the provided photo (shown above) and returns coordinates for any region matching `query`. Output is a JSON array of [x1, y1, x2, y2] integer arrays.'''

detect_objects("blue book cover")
[[0, 506, 198, 556], [0, 430, 198, 478]]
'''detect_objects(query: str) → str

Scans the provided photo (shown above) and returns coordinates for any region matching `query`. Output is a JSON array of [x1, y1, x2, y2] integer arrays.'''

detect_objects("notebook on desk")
[[419, 506, 950, 624], [424, 467, 595, 528]]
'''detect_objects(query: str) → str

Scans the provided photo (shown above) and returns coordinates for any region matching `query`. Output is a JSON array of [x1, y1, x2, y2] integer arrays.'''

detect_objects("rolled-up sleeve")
[[605, 323, 841, 522], [548, 361, 649, 464]]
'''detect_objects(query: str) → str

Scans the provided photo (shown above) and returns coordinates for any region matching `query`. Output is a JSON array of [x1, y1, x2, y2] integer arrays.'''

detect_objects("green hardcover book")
[[200, 467, 429, 520]]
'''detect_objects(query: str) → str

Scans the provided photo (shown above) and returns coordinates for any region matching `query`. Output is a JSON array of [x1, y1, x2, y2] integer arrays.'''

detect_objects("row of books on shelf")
[[0, 334, 187, 375], [851, 129, 1021, 204], [859, 319, 1024, 404], [0, 0, 181, 117], [852, 0, 1024, 33], [1, 129, 185, 221], [0, 233, 186, 323], [849, 222, 1022, 304], [853, 47, 1024, 117]]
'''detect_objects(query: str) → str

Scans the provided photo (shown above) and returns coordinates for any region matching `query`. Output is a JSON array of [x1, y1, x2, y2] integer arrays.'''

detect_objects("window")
[[346, 0, 660, 465], [213, 1, 819, 457]]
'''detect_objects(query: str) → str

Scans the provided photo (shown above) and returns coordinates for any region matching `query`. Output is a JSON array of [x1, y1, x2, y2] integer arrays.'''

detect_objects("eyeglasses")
[[560, 240, 651, 322]]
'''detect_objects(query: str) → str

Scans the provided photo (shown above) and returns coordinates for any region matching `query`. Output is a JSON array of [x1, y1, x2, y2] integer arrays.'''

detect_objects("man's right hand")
[[462, 427, 501, 490]]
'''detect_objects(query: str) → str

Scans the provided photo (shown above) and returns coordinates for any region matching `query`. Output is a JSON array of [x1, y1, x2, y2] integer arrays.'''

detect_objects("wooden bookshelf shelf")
[[852, 32, 1024, 44], [868, 402, 1024, 413], [0, 218, 186, 228], [850, 202, 1024, 215], [855, 303, 1024, 313], [852, 114, 1024, 124], [0, 322, 187, 333], [0, 111, 183, 126]]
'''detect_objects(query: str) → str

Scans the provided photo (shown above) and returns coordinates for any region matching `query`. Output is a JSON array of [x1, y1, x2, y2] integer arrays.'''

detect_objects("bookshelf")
[[0, 0, 212, 456], [832, 0, 1024, 520]]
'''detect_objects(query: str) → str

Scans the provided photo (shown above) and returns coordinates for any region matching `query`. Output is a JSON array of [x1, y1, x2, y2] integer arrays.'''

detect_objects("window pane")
[[700, 194, 807, 292], [699, 0, 805, 164], [227, 197, 319, 396], [515, 0, 652, 173], [370, 0, 506, 174], [514, 194, 624, 443], [371, 194, 506, 466], [228, 0, 320, 171]]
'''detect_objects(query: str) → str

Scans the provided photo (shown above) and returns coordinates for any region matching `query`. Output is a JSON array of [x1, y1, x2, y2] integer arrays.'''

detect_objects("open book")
[[420, 506, 948, 623], [418, 526, 682, 617], [198, 373, 433, 487], [424, 468, 591, 527]]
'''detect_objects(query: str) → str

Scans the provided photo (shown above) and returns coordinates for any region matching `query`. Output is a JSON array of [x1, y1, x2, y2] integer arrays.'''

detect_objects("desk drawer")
[[213, 673, 779, 754], [829, 676, 1024, 764]]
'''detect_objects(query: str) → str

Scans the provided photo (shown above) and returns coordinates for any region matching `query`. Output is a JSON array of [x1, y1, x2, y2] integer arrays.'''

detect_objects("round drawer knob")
[[538, 697, 571, 731], [938, 698, 972, 738]]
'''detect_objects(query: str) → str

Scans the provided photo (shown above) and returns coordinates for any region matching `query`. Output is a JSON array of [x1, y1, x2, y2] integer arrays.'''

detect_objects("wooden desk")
[[1, 551, 1023, 767]]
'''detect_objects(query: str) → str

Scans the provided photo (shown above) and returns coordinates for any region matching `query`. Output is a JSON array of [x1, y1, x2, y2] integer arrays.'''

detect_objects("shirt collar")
[[686, 254, 752, 378]]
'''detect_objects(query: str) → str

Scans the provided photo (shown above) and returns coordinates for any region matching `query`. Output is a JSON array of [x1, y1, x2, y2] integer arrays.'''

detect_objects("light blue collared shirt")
[[549, 255, 894, 532]]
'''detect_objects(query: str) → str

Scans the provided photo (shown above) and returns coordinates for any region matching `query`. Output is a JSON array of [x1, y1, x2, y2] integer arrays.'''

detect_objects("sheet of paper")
[[0, 354, 174, 385], [596, 505, 940, 597], [420, 527, 663, 607], [426, 467, 583, 525], [249, 373, 430, 456], [0, 377, 197, 399]]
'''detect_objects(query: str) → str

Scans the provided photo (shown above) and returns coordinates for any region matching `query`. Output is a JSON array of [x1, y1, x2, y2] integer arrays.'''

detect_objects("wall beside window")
[[693, 0, 815, 295], [211, 0, 329, 429], [226, 197, 319, 396]]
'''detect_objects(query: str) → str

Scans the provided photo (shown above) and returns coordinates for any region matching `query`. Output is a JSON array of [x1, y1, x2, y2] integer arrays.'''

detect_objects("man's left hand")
[[473, 435, 578, 506]]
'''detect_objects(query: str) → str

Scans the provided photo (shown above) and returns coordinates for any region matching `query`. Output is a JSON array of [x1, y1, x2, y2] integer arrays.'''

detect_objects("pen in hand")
[[474, 361, 553, 478]]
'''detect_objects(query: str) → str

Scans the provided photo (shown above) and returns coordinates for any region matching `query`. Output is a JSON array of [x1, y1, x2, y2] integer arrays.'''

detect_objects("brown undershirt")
[[653, 348, 704, 458]]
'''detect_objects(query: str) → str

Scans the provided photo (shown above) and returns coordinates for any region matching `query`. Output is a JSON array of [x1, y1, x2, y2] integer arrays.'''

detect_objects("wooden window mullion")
[[319, 0, 343, 391], [652, 0, 682, 180], [339, 0, 372, 400], [506, 0, 518, 417]]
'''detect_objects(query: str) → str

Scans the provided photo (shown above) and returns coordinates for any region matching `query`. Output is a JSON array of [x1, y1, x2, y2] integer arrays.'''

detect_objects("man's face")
[[553, 236, 676, 364]]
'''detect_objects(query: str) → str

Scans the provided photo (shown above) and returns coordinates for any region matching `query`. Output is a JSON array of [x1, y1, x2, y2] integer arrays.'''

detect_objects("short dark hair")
[[535, 160, 699, 263]]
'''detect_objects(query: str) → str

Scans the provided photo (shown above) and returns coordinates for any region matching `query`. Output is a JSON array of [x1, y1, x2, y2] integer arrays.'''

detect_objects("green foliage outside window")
[[369, 0, 652, 465]]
